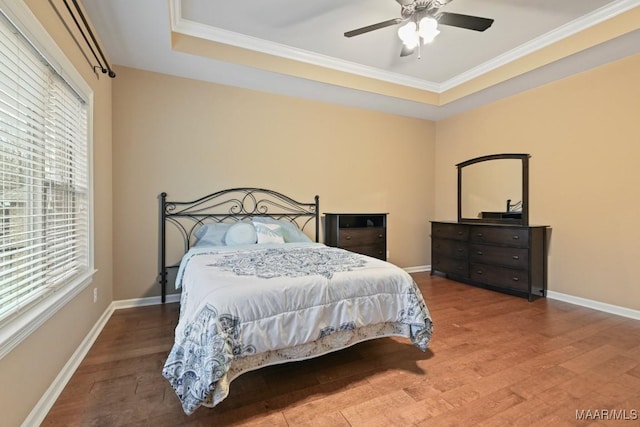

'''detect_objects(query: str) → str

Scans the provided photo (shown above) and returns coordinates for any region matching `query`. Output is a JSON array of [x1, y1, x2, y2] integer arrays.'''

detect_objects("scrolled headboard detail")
[[159, 188, 320, 302]]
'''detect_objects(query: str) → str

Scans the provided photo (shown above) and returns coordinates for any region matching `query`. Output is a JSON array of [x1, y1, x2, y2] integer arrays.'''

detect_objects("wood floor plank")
[[42, 273, 640, 426]]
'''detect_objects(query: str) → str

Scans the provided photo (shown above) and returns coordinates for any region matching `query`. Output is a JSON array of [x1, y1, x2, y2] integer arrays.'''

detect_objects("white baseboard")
[[546, 290, 640, 320], [112, 293, 181, 310], [22, 303, 116, 427], [411, 267, 640, 320], [23, 293, 180, 426], [404, 265, 430, 274]]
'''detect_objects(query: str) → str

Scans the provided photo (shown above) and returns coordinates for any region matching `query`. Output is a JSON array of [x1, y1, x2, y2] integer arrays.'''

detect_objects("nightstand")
[[324, 213, 387, 260]]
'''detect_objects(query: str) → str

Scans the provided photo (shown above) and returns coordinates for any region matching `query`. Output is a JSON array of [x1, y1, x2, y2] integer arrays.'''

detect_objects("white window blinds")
[[0, 12, 89, 325]]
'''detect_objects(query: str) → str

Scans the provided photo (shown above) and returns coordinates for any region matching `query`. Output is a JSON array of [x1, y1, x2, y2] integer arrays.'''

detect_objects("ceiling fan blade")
[[437, 12, 494, 32], [344, 18, 402, 37], [400, 44, 416, 57]]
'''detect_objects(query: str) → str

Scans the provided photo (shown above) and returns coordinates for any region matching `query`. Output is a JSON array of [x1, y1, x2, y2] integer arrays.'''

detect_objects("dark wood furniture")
[[431, 221, 548, 301], [324, 213, 387, 260]]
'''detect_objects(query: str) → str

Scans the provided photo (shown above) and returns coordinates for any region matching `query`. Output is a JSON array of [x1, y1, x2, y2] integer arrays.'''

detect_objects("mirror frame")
[[457, 153, 530, 225]]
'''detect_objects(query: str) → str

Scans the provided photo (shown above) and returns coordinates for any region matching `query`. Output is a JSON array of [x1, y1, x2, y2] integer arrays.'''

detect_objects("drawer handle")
[[378, 234, 383, 238], [476, 233, 483, 237], [512, 235, 520, 240], [512, 277, 520, 282], [457, 231, 463, 235], [476, 251, 483, 255], [512, 255, 520, 260], [345, 236, 351, 240], [476, 270, 483, 275], [456, 248, 464, 252]]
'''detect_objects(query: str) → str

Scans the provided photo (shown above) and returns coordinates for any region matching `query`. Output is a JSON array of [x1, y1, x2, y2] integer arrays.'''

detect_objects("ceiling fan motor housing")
[[401, 0, 453, 18]]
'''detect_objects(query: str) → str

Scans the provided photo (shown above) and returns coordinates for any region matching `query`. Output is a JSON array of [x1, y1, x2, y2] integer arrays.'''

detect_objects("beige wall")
[[112, 66, 436, 300], [5, 3, 639, 423], [435, 53, 640, 310], [0, 2, 113, 426]]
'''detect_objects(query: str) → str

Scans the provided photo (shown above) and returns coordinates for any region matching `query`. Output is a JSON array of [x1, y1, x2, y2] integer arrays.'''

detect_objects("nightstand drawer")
[[470, 263, 529, 292], [338, 227, 385, 247], [470, 244, 529, 269], [346, 244, 386, 259], [433, 238, 468, 259], [469, 227, 529, 247]]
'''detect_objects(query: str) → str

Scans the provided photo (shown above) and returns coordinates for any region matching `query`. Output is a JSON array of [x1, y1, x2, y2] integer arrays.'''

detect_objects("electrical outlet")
[[386, 250, 390, 259], [93, 288, 98, 303]]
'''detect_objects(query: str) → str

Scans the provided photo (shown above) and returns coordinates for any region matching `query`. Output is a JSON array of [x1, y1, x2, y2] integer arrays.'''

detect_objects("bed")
[[158, 188, 433, 415]]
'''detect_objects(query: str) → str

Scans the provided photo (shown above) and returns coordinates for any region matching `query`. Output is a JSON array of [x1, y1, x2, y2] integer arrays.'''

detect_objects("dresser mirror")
[[457, 153, 529, 225]]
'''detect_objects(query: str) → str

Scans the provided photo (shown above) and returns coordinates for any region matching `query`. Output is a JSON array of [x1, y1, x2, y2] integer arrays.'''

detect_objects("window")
[[0, 4, 93, 358]]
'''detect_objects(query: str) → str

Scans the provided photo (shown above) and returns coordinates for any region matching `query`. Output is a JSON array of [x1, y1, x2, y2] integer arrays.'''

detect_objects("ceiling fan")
[[344, 0, 494, 57]]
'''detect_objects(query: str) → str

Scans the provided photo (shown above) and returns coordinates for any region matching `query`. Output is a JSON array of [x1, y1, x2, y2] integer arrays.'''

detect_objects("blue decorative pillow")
[[252, 217, 312, 243], [224, 222, 257, 246], [193, 223, 231, 247], [254, 222, 285, 244]]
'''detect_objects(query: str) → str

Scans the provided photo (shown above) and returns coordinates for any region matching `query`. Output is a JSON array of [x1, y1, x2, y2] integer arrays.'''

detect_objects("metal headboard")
[[158, 188, 320, 302]]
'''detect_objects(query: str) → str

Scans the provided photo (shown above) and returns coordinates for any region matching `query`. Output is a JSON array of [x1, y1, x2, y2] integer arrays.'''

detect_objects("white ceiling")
[[82, 0, 640, 120]]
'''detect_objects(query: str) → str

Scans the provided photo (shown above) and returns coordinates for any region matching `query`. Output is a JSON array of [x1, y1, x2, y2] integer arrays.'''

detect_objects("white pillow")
[[224, 222, 257, 246], [252, 216, 312, 243], [253, 221, 285, 244]]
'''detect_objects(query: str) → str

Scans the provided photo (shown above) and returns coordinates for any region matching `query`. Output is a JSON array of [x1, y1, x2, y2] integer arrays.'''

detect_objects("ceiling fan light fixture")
[[398, 16, 440, 49], [418, 17, 440, 44], [406, 33, 420, 48], [397, 21, 416, 42]]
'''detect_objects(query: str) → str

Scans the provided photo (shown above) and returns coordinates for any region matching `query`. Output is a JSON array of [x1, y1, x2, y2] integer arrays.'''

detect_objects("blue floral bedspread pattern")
[[162, 304, 256, 415], [205, 246, 367, 279], [163, 243, 433, 415], [318, 321, 357, 339]]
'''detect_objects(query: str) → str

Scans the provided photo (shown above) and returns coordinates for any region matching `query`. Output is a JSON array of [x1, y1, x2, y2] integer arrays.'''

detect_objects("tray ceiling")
[[82, 0, 640, 119]]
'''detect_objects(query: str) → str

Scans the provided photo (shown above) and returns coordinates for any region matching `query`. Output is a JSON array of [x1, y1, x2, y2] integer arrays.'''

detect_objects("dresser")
[[324, 213, 387, 260], [430, 221, 548, 301]]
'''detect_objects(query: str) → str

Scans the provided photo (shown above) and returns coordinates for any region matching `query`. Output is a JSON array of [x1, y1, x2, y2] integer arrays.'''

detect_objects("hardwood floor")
[[43, 273, 640, 426]]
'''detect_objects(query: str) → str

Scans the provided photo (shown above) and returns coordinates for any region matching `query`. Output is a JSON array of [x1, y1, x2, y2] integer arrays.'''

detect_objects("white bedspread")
[[162, 242, 433, 415]]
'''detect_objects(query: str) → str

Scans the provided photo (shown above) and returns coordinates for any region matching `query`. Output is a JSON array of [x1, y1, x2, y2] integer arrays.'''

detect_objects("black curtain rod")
[[69, 0, 115, 78], [53, 0, 116, 78]]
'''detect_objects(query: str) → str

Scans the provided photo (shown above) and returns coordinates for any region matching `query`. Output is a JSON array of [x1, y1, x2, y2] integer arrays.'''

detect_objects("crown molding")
[[440, 0, 640, 91], [169, 0, 441, 92], [170, 0, 640, 94]]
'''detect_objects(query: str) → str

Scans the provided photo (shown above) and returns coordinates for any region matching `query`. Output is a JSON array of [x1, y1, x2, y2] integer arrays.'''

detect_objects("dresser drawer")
[[470, 263, 529, 292], [338, 227, 385, 247], [433, 255, 469, 277], [469, 227, 529, 247], [432, 223, 469, 241], [433, 238, 468, 260], [470, 244, 529, 269]]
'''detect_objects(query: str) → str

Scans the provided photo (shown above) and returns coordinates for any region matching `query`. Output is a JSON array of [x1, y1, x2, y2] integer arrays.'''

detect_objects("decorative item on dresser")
[[324, 213, 387, 260], [431, 153, 550, 301]]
